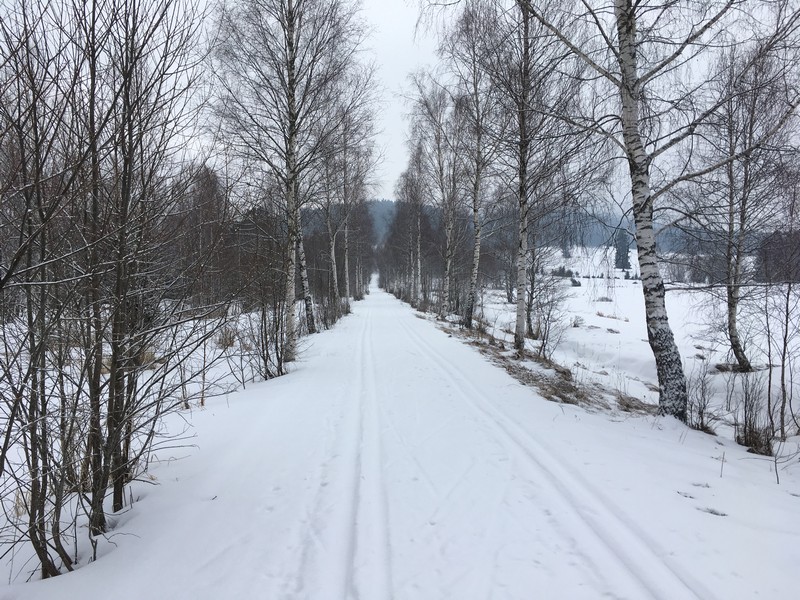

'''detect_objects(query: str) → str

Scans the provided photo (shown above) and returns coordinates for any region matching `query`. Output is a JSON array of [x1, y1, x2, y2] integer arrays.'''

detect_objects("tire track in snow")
[[397, 314, 716, 600]]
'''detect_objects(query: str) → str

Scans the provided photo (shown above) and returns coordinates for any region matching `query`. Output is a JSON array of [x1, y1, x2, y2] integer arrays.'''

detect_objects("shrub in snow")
[[687, 361, 716, 434], [735, 372, 773, 456]]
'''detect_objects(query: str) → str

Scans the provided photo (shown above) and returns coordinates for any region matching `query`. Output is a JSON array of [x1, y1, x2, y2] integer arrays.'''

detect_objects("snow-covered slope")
[[5, 285, 798, 600]]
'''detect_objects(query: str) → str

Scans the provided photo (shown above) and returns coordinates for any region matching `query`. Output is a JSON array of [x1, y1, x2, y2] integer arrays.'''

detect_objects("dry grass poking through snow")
[[433, 315, 658, 417]]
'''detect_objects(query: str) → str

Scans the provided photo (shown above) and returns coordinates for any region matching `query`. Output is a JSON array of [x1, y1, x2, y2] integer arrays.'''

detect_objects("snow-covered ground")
[[4, 280, 798, 599], [478, 247, 799, 426], [480, 273, 696, 405]]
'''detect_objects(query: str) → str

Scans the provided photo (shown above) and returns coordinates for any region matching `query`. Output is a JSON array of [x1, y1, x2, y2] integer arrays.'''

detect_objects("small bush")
[[216, 327, 236, 350], [570, 277, 581, 287], [736, 373, 773, 456], [474, 317, 487, 335], [688, 362, 716, 434], [741, 427, 773, 456], [138, 349, 157, 366]]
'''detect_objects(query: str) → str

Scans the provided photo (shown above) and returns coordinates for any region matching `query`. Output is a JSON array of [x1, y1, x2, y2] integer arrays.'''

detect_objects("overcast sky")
[[361, 1, 439, 200]]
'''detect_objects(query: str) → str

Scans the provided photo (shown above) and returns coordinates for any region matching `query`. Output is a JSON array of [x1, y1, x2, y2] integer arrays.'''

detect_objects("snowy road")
[[286, 288, 709, 600], [9, 285, 798, 600]]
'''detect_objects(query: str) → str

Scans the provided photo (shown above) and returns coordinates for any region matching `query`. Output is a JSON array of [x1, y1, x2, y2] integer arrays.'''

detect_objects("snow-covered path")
[[8, 285, 798, 600]]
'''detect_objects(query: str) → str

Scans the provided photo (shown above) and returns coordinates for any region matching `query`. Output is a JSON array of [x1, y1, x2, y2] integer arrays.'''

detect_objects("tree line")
[[378, 0, 800, 432], [0, 0, 377, 579]]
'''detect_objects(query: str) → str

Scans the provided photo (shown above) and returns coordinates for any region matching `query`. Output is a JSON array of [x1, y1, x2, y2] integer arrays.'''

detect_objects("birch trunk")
[[415, 203, 423, 303], [355, 254, 362, 296], [725, 164, 750, 371], [726, 286, 749, 369], [327, 216, 340, 316], [514, 202, 529, 351], [464, 193, 481, 329], [615, 0, 687, 420], [284, 0, 299, 360], [297, 214, 316, 334], [284, 204, 297, 361], [513, 5, 531, 353], [441, 209, 455, 316], [724, 97, 751, 371], [343, 216, 350, 312], [463, 93, 484, 329]]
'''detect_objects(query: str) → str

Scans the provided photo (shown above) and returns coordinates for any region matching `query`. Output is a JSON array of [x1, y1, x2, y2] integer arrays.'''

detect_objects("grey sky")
[[361, 1, 438, 200]]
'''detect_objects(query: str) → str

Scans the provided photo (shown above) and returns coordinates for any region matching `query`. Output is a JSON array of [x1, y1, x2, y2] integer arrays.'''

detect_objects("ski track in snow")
[[282, 287, 713, 599], [395, 315, 714, 600], [290, 307, 392, 600], [7, 283, 794, 600]]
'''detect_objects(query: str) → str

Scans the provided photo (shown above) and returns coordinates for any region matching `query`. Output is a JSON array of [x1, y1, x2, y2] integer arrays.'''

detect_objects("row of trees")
[[379, 0, 800, 426], [211, 0, 379, 357], [0, 0, 212, 577], [0, 0, 377, 580]]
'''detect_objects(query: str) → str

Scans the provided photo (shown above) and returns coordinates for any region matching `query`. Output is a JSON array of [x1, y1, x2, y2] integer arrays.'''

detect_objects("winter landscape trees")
[[211, 0, 373, 356], [0, 0, 378, 578], [379, 0, 800, 425], [0, 0, 216, 574], [2, 0, 800, 587]]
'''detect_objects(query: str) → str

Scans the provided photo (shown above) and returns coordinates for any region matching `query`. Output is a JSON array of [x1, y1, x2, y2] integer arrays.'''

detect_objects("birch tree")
[[440, 0, 504, 329], [475, 0, 584, 353], [213, 0, 367, 359], [675, 47, 799, 372], [508, 0, 800, 420], [394, 143, 428, 305], [409, 72, 467, 316], [312, 65, 378, 317]]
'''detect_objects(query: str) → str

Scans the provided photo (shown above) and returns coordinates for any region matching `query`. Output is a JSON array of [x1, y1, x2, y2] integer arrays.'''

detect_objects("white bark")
[[615, 0, 687, 420], [465, 193, 481, 329], [343, 217, 351, 311], [513, 5, 532, 353], [514, 200, 528, 351], [328, 217, 340, 314], [297, 211, 316, 334], [284, 194, 297, 361], [416, 204, 423, 303], [283, 0, 299, 361], [441, 207, 455, 316]]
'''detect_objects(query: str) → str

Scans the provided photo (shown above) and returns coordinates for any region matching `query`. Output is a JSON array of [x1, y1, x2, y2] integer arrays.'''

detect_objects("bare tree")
[[0, 0, 218, 579], [310, 65, 379, 318], [504, 0, 800, 420], [758, 162, 800, 439], [474, 0, 585, 353], [439, 0, 505, 329], [673, 47, 799, 372], [392, 143, 428, 305], [409, 71, 467, 316], [212, 0, 368, 358]]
